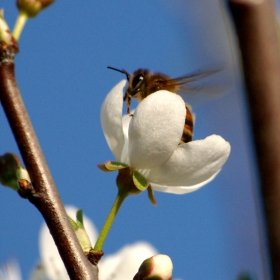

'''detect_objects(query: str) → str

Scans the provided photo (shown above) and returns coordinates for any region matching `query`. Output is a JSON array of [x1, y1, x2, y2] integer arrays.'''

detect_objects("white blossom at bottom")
[[0, 260, 22, 280], [30, 206, 158, 280]]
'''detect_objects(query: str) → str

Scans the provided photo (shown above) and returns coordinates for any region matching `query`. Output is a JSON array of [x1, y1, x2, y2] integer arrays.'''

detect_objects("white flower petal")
[[128, 90, 186, 169], [98, 242, 157, 280], [30, 261, 48, 280], [120, 113, 132, 164], [151, 172, 218, 194], [39, 206, 98, 280], [147, 135, 230, 189], [101, 80, 127, 161], [0, 260, 22, 280]]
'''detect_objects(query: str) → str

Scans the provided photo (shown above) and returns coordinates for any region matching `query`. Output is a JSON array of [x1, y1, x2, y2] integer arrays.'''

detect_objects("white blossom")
[[0, 260, 22, 280], [101, 80, 231, 194], [31, 206, 158, 280], [99, 242, 157, 280], [30, 206, 98, 280]]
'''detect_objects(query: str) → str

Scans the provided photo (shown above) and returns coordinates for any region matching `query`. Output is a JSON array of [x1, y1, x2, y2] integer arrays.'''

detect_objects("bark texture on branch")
[[0, 41, 98, 280]]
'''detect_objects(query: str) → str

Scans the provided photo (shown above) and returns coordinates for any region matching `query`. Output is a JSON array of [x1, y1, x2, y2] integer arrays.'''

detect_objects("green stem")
[[13, 12, 28, 41], [93, 191, 128, 251]]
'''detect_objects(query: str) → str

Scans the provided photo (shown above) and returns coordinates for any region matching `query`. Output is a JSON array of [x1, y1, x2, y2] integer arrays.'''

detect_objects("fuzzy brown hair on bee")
[[107, 66, 208, 144]]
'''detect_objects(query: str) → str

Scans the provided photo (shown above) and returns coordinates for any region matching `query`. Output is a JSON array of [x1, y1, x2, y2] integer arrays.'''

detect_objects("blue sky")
[[0, 1, 270, 279]]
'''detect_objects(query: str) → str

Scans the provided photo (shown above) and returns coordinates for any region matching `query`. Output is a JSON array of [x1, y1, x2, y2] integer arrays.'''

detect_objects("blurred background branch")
[[229, 0, 280, 278]]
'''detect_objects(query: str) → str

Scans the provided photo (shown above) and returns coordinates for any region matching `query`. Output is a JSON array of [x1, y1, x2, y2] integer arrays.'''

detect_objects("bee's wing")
[[169, 70, 231, 106]]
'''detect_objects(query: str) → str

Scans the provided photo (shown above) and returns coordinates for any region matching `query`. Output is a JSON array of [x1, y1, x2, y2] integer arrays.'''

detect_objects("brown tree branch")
[[229, 0, 280, 278], [0, 42, 98, 279]]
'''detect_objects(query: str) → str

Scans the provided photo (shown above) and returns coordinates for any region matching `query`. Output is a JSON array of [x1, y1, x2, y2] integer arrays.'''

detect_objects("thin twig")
[[229, 0, 280, 278], [0, 41, 98, 279]]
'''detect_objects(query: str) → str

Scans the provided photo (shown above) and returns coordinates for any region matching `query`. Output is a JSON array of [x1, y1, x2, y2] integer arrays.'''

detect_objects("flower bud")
[[16, 164, 31, 182], [0, 153, 21, 191], [17, 0, 55, 18], [17, 165, 32, 197], [68, 209, 93, 253], [133, 254, 173, 280]]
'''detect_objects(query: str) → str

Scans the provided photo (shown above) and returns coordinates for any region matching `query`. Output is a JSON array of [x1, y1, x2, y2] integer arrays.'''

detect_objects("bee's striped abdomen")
[[180, 105, 194, 144]]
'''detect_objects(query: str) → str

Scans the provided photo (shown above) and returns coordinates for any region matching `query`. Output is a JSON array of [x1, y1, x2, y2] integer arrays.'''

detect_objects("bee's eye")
[[132, 74, 144, 88]]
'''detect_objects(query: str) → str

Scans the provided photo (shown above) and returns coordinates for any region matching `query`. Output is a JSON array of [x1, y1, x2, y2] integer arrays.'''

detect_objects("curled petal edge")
[[150, 172, 219, 195], [147, 134, 230, 189], [101, 80, 127, 161]]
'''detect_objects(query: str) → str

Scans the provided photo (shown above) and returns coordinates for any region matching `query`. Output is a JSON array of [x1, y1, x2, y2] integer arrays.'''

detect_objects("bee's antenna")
[[107, 66, 130, 81]]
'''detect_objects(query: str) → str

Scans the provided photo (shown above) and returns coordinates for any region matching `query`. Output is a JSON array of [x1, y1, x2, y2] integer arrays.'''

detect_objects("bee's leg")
[[123, 92, 127, 102], [126, 96, 131, 115]]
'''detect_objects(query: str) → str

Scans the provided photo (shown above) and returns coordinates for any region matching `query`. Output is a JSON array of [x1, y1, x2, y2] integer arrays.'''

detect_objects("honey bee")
[[107, 66, 213, 144]]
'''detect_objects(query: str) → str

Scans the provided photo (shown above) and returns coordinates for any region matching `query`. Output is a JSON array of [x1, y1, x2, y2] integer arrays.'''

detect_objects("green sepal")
[[147, 185, 157, 206], [76, 209, 84, 229], [132, 170, 148, 191], [98, 161, 128, 172], [0, 153, 21, 190], [68, 215, 78, 231], [68, 209, 84, 230]]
